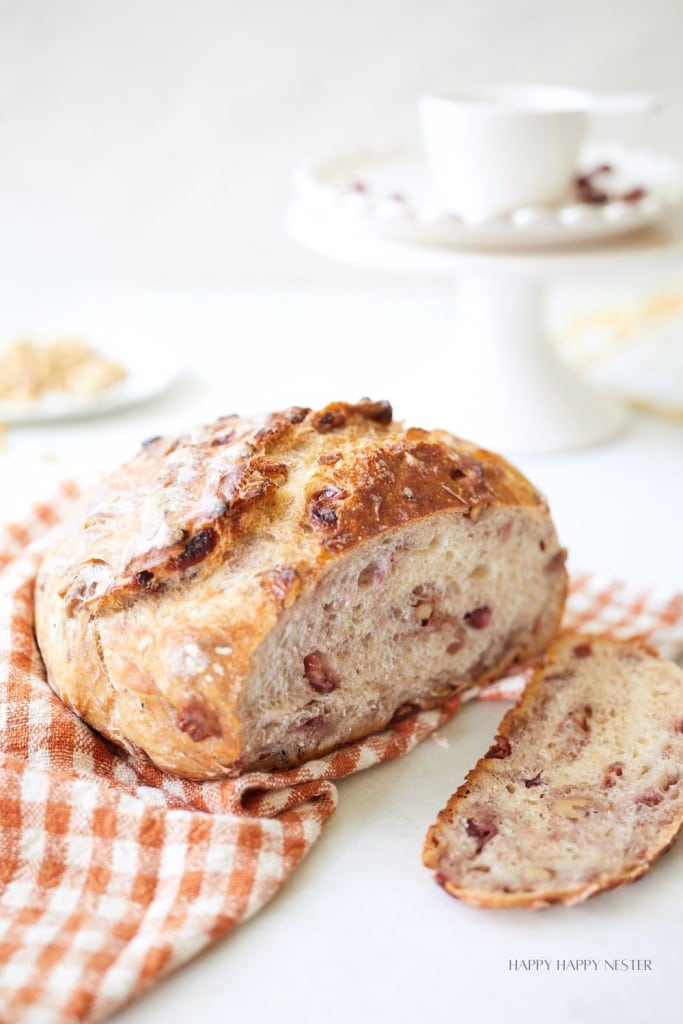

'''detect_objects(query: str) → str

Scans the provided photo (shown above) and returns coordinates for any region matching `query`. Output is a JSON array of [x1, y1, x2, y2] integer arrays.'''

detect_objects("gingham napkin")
[[1, 486, 682, 1024]]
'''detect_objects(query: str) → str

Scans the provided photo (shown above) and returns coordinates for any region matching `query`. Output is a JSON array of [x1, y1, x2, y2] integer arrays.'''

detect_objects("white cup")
[[419, 84, 593, 222]]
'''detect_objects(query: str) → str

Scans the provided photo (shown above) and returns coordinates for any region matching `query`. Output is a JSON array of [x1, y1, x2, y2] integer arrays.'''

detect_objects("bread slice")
[[35, 400, 566, 780], [424, 634, 683, 908]]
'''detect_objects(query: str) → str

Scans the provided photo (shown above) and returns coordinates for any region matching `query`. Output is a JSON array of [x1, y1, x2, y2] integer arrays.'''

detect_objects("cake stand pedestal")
[[286, 201, 683, 454]]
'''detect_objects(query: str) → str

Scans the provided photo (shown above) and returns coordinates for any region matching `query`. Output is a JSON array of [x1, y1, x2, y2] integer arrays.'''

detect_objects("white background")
[[0, 0, 681, 290]]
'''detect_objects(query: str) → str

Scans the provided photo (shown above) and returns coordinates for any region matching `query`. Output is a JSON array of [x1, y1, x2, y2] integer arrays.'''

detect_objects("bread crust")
[[424, 634, 683, 909], [35, 400, 566, 779]]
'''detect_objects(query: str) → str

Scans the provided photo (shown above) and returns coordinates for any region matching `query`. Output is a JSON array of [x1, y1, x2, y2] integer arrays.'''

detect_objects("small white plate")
[[293, 143, 682, 250], [0, 330, 184, 425]]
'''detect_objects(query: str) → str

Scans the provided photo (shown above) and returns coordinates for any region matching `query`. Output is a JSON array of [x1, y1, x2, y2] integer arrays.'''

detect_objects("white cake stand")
[[286, 200, 683, 454]]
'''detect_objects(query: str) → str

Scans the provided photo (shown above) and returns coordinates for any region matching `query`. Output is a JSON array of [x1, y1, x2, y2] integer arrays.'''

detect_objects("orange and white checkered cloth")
[[1, 484, 682, 1024]]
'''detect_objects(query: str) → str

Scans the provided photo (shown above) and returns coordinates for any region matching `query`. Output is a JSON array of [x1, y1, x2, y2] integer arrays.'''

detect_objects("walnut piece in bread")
[[35, 400, 567, 780], [424, 635, 683, 908]]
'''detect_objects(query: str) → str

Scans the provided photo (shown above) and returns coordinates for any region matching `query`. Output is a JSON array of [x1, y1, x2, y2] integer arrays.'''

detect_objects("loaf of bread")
[[424, 634, 683, 908], [35, 400, 567, 780]]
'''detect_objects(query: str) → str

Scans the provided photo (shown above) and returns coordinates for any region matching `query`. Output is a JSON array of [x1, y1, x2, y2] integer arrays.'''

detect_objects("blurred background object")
[[1, 0, 682, 292], [556, 282, 683, 419]]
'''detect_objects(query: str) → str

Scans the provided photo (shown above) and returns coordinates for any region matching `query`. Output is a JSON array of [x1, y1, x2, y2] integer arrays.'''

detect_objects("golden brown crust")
[[433, 859, 662, 910], [304, 437, 523, 554], [35, 399, 563, 779], [46, 401, 542, 617], [424, 634, 683, 909]]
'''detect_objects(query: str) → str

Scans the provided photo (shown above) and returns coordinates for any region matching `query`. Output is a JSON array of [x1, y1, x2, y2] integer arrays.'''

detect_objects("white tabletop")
[[2, 286, 682, 1024]]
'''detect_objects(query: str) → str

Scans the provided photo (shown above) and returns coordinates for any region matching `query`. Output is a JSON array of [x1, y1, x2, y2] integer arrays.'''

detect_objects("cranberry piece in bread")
[[35, 400, 566, 780], [424, 635, 683, 908]]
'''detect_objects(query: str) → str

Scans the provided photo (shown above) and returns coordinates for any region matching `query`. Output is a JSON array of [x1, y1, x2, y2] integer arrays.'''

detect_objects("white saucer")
[[293, 143, 682, 250]]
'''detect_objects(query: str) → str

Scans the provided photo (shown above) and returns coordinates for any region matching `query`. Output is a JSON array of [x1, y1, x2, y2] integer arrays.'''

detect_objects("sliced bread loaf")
[[424, 634, 683, 908], [35, 401, 566, 779]]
